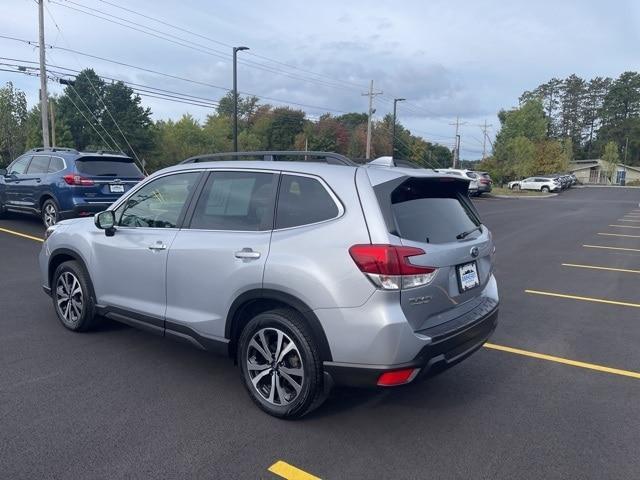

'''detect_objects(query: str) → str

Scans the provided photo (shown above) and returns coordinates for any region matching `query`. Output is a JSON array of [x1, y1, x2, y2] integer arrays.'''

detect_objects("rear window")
[[75, 157, 142, 177], [376, 177, 480, 244]]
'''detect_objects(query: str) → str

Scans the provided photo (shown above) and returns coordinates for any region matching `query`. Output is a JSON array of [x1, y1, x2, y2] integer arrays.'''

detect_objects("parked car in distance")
[[508, 176, 561, 192], [40, 151, 499, 419], [475, 171, 493, 195], [439, 168, 480, 195], [0, 147, 144, 227]]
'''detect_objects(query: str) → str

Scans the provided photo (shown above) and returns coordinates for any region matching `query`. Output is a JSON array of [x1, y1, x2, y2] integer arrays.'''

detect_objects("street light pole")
[[392, 98, 405, 158], [232, 46, 249, 153]]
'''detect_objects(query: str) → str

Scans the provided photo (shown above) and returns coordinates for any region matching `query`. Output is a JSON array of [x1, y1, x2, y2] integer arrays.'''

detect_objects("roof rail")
[[28, 147, 79, 154], [180, 151, 357, 166]]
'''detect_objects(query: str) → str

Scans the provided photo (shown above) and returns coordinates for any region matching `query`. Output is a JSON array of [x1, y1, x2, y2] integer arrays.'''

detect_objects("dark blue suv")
[[0, 147, 144, 227]]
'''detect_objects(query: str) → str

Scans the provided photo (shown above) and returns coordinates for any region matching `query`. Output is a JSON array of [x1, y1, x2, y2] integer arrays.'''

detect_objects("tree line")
[[480, 71, 640, 183], [0, 69, 452, 171]]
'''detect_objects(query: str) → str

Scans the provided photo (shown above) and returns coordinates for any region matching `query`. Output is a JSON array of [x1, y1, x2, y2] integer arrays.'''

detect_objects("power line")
[[43, 4, 145, 171], [0, 34, 350, 114], [94, 0, 368, 91], [51, 0, 365, 93]]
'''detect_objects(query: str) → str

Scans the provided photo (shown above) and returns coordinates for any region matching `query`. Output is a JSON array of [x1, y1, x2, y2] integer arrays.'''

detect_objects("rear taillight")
[[349, 244, 437, 290], [63, 174, 94, 186]]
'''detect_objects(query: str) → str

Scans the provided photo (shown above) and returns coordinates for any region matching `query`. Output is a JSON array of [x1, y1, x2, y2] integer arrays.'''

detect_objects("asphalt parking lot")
[[1, 186, 639, 480]]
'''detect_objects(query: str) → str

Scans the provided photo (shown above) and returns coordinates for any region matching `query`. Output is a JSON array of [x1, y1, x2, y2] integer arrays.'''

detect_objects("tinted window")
[[276, 175, 339, 229], [118, 172, 200, 228], [9, 156, 31, 175], [48, 157, 65, 173], [26, 155, 51, 174], [75, 157, 142, 177], [190, 171, 276, 231], [377, 177, 480, 244]]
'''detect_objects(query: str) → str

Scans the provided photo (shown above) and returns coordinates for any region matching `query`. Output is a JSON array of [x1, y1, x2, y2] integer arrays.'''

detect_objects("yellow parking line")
[[484, 343, 640, 380], [583, 244, 640, 252], [525, 289, 640, 308], [610, 224, 640, 229], [269, 461, 321, 480], [562, 263, 640, 274], [0, 227, 43, 243], [598, 232, 640, 238]]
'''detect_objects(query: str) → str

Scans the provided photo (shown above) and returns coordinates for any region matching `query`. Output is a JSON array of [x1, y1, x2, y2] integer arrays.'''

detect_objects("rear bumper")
[[324, 305, 498, 387], [59, 202, 112, 220]]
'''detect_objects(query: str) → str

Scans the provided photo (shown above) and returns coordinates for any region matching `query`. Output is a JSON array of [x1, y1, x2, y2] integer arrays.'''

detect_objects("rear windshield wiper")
[[456, 225, 483, 240]]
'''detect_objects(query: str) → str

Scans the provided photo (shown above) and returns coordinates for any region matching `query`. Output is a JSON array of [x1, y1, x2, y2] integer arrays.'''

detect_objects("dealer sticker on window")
[[457, 261, 480, 292]]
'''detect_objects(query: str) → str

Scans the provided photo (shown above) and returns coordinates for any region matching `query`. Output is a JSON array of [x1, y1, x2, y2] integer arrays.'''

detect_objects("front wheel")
[[42, 198, 59, 227], [52, 260, 98, 331], [541, 186, 550, 193], [513, 184, 521, 191], [238, 309, 325, 419]]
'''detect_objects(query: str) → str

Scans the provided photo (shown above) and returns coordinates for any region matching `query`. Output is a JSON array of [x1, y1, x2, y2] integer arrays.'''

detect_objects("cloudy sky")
[[1, 0, 638, 158]]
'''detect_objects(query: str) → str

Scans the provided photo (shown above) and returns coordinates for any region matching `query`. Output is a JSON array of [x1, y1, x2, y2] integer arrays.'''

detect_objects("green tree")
[[0, 82, 28, 165], [601, 141, 619, 182], [264, 107, 305, 150]]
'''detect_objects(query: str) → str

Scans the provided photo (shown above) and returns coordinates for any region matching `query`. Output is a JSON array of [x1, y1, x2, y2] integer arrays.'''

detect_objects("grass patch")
[[490, 187, 550, 196]]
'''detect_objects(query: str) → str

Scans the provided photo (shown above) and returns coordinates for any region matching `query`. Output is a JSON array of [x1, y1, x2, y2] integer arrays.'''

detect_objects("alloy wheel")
[[55, 271, 83, 325], [43, 202, 57, 227], [246, 327, 304, 406]]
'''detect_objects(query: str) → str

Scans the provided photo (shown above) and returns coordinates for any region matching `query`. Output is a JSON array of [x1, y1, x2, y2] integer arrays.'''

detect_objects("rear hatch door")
[[374, 174, 494, 331], [73, 156, 144, 203]]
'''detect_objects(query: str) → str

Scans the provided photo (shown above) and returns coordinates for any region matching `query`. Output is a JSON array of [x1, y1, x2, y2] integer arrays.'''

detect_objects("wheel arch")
[[48, 248, 95, 300], [226, 289, 333, 362]]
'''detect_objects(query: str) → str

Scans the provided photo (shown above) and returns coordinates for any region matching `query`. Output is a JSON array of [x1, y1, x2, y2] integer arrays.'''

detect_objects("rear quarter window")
[[275, 175, 340, 229]]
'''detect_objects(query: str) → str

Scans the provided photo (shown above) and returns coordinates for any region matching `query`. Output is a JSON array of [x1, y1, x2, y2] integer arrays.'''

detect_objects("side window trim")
[[273, 172, 345, 231], [184, 169, 279, 232]]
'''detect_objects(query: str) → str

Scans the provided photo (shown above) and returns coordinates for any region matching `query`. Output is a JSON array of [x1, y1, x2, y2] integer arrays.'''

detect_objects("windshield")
[[75, 157, 143, 177]]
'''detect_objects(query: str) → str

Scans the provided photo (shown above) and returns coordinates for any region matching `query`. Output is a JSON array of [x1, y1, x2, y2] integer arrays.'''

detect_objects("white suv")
[[508, 177, 560, 192], [440, 169, 480, 195]]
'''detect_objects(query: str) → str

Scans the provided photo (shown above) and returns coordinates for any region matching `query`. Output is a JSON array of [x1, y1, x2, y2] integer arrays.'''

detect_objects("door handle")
[[148, 241, 167, 251], [234, 248, 261, 259]]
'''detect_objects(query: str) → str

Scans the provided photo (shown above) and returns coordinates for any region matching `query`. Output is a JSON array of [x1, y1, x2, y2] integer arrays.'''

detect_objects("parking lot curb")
[[489, 193, 558, 199]]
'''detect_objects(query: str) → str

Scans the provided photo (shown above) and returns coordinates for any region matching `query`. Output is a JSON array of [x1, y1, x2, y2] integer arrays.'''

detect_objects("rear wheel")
[[42, 198, 59, 227], [52, 260, 99, 331], [238, 309, 325, 419]]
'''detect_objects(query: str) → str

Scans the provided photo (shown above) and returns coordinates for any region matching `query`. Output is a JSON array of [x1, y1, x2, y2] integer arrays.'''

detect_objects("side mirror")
[[0, 168, 7, 176], [95, 210, 116, 237]]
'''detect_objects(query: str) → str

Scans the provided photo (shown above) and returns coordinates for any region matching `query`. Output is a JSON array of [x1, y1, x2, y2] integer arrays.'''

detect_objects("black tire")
[[238, 308, 325, 419], [42, 198, 59, 228], [52, 260, 99, 332], [513, 184, 520, 191], [541, 186, 550, 193], [0, 199, 6, 218]]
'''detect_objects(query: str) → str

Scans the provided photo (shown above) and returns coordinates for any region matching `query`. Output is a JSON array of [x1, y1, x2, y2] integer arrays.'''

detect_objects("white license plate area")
[[457, 261, 480, 292], [109, 184, 125, 193]]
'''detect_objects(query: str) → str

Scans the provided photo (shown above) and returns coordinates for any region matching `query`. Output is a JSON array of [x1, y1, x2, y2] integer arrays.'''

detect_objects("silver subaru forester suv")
[[40, 151, 499, 418]]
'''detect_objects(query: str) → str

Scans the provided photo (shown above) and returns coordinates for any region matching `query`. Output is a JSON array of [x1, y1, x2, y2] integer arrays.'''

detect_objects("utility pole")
[[478, 120, 493, 160], [38, 0, 50, 148], [362, 80, 383, 160], [624, 137, 629, 164], [232, 46, 249, 153], [449, 116, 466, 167], [49, 101, 56, 147], [392, 98, 405, 158]]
